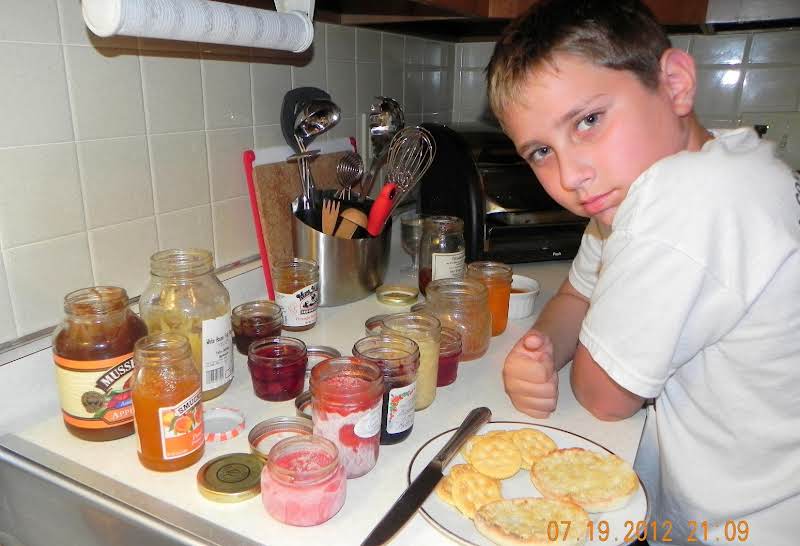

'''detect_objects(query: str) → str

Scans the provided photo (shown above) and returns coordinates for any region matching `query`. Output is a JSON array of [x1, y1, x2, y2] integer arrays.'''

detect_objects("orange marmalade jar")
[[466, 261, 513, 336], [131, 333, 205, 471]]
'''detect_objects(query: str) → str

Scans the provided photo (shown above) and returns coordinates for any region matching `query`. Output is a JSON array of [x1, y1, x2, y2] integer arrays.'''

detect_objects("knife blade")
[[360, 407, 492, 546]]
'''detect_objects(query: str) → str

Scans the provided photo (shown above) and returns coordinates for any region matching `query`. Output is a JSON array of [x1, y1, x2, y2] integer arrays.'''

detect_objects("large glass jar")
[[131, 333, 205, 471], [426, 278, 491, 361], [418, 216, 465, 296], [271, 258, 319, 331], [53, 286, 147, 441], [467, 261, 513, 336], [139, 249, 233, 401]]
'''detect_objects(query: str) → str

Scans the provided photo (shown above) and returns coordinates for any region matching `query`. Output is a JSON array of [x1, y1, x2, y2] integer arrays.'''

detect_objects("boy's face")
[[500, 53, 689, 227]]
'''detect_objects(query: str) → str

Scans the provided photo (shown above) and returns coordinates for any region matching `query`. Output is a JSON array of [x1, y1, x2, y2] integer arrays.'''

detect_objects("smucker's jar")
[[418, 216, 465, 296], [139, 249, 233, 401], [466, 261, 513, 336], [425, 278, 491, 361], [310, 357, 383, 478], [271, 258, 319, 331], [53, 286, 147, 441]]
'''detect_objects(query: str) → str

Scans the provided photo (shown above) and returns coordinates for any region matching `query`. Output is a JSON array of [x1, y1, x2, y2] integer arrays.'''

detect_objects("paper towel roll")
[[82, 0, 314, 53]]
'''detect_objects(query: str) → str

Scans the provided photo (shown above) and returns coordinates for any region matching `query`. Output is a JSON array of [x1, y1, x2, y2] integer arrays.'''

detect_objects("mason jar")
[[418, 216, 465, 296], [271, 258, 319, 331], [466, 261, 513, 336], [426, 278, 491, 361]]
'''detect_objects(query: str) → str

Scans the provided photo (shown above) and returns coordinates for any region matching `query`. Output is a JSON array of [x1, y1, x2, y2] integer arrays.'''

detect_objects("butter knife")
[[360, 407, 492, 546]]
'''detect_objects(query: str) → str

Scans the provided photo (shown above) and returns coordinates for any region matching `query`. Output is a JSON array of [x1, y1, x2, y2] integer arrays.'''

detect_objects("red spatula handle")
[[367, 183, 398, 236]]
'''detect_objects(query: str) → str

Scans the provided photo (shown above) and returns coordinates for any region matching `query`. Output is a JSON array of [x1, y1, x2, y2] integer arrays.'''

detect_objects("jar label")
[[386, 382, 416, 434], [432, 250, 466, 281], [54, 353, 136, 429], [202, 314, 234, 391], [353, 401, 381, 438], [275, 282, 319, 327], [158, 388, 204, 460]]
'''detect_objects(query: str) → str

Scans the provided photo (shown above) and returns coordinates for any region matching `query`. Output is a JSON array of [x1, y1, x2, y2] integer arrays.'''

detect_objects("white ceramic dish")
[[408, 421, 650, 546], [508, 275, 540, 319]]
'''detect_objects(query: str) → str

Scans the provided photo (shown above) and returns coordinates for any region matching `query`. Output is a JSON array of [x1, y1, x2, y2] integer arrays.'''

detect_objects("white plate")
[[408, 421, 650, 546]]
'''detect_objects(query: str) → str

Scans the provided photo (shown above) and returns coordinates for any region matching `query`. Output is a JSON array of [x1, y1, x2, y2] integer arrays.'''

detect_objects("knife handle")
[[432, 407, 492, 468]]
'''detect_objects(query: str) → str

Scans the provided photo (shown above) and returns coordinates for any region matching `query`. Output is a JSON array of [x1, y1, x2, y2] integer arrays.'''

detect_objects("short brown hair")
[[487, 0, 671, 118]]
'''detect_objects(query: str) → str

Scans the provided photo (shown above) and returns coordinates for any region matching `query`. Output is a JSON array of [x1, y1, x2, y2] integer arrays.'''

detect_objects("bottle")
[[418, 216, 466, 296], [52, 286, 147, 441], [426, 278, 491, 361], [271, 258, 320, 331], [131, 333, 205, 471], [467, 261, 513, 336], [139, 249, 233, 401]]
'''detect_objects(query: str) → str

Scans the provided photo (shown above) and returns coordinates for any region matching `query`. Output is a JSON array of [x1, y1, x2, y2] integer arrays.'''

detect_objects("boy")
[[487, 0, 800, 544]]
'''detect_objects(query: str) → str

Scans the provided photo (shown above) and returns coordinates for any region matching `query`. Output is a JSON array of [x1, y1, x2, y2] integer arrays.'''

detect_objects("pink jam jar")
[[261, 435, 346, 526]]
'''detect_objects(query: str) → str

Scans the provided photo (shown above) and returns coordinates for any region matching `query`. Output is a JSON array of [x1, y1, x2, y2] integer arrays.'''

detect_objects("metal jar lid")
[[294, 391, 313, 421], [376, 284, 419, 306], [248, 415, 313, 462], [196, 453, 263, 503]]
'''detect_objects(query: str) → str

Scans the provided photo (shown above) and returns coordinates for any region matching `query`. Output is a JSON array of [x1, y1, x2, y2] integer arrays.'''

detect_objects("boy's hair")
[[487, 0, 671, 118]]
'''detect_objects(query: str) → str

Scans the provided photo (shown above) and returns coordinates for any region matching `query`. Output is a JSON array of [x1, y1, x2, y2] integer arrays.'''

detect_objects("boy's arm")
[[532, 278, 589, 370], [570, 345, 646, 421]]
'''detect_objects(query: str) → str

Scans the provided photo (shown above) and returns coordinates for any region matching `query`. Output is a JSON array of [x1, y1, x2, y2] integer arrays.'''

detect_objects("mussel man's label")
[[275, 282, 319, 327]]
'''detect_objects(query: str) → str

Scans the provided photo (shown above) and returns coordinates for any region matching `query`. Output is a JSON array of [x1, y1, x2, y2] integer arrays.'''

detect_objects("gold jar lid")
[[376, 284, 419, 306], [196, 453, 263, 503]]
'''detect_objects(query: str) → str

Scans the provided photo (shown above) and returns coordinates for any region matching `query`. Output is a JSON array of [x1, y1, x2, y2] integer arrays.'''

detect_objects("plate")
[[408, 421, 650, 546]]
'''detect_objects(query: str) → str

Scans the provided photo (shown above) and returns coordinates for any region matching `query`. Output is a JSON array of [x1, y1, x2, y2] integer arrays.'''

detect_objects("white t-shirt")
[[569, 128, 800, 545]]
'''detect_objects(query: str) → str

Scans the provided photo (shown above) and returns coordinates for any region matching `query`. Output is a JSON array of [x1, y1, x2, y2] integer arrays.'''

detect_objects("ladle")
[[292, 99, 341, 209], [360, 96, 404, 200]]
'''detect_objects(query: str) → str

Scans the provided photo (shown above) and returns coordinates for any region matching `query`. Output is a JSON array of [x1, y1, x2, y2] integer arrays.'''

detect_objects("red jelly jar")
[[247, 337, 308, 401], [436, 327, 462, 387], [231, 300, 282, 355], [261, 434, 346, 526], [310, 357, 383, 478]]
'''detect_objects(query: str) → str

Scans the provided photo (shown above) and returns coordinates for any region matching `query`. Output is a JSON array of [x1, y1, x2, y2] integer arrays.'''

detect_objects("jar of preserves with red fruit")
[[231, 300, 282, 355], [247, 337, 308, 401]]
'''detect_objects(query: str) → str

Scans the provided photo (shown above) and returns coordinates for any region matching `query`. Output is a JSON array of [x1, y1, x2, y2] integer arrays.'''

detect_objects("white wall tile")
[[382, 62, 404, 103], [207, 128, 253, 202], [461, 42, 494, 69], [212, 197, 258, 266], [741, 67, 800, 113], [691, 34, 747, 65], [202, 55, 253, 129], [668, 35, 692, 52], [326, 117, 357, 142], [141, 54, 204, 134], [57, 0, 138, 49], [0, 143, 84, 248], [0, 43, 73, 147], [405, 37, 425, 65], [749, 30, 800, 64], [356, 29, 381, 63], [327, 60, 357, 116], [405, 113, 423, 127], [423, 71, 443, 113], [357, 62, 382, 116], [0, 257, 17, 343], [0, 0, 60, 43], [89, 217, 157, 296], [149, 132, 210, 213], [63, 46, 145, 140], [252, 62, 292, 126], [425, 41, 446, 67], [77, 136, 153, 229], [424, 112, 452, 124], [382, 33, 404, 66], [293, 24, 327, 88], [157, 205, 214, 252], [254, 124, 286, 149], [460, 69, 488, 112], [327, 25, 355, 60], [694, 68, 741, 117], [405, 71, 423, 114], [4, 234, 93, 333]]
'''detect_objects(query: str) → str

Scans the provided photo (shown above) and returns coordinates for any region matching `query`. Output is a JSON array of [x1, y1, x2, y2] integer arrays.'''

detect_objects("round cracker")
[[469, 435, 522, 479], [510, 428, 558, 470], [451, 470, 503, 519]]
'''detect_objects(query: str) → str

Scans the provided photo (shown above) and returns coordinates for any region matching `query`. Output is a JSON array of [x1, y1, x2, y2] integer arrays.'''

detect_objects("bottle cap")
[[376, 284, 419, 305], [196, 453, 262, 503], [203, 407, 245, 443]]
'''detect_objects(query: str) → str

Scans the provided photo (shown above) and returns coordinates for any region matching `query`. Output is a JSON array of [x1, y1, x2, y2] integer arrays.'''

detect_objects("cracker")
[[435, 464, 475, 506], [509, 428, 558, 470], [451, 470, 503, 519], [461, 430, 507, 464], [474, 497, 589, 546], [469, 435, 522, 479]]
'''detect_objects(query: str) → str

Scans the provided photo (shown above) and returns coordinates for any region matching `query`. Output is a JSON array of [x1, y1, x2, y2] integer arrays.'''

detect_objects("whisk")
[[335, 152, 364, 200]]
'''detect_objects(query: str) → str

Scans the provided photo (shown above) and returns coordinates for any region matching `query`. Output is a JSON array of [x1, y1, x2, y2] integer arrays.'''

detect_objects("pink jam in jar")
[[436, 327, 462, 387], [247, 337, 308, 401], [261, 435, 346, 526]]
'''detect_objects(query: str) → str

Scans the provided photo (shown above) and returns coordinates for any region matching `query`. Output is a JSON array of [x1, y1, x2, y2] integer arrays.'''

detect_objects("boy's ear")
[[659, 48, 697, 117]]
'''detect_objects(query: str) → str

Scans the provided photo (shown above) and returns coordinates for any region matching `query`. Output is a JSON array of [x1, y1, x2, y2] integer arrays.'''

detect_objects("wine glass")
[[400, 212, 426, 275]]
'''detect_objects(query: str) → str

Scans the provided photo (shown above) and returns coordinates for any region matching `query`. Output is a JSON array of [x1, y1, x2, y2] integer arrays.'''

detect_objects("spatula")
[[335, 208, 368, 239]]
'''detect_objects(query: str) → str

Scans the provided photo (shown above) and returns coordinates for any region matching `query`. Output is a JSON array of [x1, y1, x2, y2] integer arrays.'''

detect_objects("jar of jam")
[[139, 249, 233, 401], [426, 278, 491, 361], [310, 357, 383, 478], [53, 286, 147, 441], [271, 258, 319, 331], [418, 216, 465, 296], [131, 333, 205, 471], [378, 313, 441, 411], [231, 300, 282, 354], [437, 327, 462, 387], [247, 337, 308, 401], [261, 435, 346, 526], [352, 334, 419, 445], [467, 261, 513, 336]]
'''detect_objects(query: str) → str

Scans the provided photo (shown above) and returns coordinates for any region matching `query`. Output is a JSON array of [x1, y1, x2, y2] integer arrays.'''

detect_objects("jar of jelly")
[[467, 261, 513, 336], [261, 435, 346, 526], [139, 249, 233, 401], [247, 337, 308, 401], [231, 300, 282, 355], [426, 278, 491, 361], [271, 258, 319, 331], [437, 327, 462, 387], [418, 216, 465, 296], [310, 357, 383, 478], [352, 334, 420, 445], [379, 313, 441, 410], [131, 333, 204, 471], [53, 286, 147, 441]]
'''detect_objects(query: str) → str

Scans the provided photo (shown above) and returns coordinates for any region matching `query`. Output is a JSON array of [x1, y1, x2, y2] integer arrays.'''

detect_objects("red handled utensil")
[[366, 183, 398, 236]]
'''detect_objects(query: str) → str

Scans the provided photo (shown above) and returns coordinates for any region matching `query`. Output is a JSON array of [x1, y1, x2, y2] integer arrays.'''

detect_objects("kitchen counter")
[[0, 225, 646, 546]]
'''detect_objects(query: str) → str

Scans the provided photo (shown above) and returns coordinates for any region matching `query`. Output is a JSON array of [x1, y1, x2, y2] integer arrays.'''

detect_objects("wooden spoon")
[[334, 208, 368, 239]]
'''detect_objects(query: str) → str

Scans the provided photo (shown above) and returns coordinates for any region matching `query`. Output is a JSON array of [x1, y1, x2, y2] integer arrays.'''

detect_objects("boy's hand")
[[502, 331, 558, 419]]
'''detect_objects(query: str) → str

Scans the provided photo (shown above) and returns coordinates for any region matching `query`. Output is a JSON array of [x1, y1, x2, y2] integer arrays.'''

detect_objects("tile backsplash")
[[0, 0, 455, 343]]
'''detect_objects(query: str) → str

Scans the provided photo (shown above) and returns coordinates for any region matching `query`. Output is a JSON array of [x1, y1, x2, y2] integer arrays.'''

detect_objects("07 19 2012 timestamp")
[[546, 519, 750, 543]]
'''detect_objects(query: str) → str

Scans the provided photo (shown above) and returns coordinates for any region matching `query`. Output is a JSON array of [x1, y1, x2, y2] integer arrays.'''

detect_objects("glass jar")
[[139, 249, 233, 401], [426, 278, 491, 361], [271, 258, 319, 331], [247, 337, 308, 401], [379, 313, 441, 410], [231, 300, 282, 355], [310, 357, 383, 478], [352, 334, 420, 445], [131, 333, 204, 471], [261, 435, 346, 526], [467, 261, 513, 336], [52, 286, 147, 441], [437, 327, 463, 387], [418, 216, 465, 296], [364, 314, 389, 336]]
